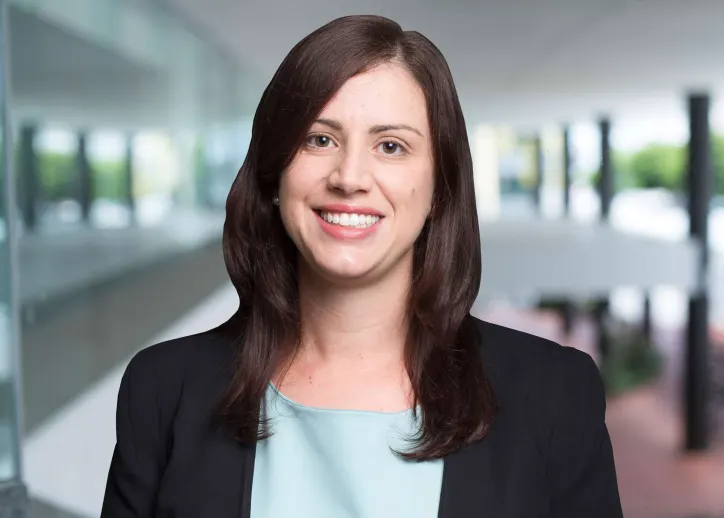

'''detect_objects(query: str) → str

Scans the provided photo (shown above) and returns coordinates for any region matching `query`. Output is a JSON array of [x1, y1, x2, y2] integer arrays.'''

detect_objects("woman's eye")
[[379, 141, 404, 155], [308, 135, 333, 148]]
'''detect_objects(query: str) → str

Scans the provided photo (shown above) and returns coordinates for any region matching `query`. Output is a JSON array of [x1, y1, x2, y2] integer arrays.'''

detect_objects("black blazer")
[[101, 316, 623, 517]]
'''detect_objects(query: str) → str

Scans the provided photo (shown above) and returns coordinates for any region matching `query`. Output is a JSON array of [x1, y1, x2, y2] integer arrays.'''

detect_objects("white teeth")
[[320, 211, 380, 228]]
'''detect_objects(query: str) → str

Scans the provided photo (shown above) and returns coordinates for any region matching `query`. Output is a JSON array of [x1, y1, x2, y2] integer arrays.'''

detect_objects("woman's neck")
[[297, 262, 410, 366], [273, 258, 414, 412]]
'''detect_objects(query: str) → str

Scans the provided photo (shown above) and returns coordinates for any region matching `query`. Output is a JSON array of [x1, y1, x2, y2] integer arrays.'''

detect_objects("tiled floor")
[[28, 498, 85, 518]]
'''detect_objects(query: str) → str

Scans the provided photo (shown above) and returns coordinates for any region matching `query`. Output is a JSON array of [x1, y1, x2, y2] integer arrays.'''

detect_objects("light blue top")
[[250, 383, 444, 518]]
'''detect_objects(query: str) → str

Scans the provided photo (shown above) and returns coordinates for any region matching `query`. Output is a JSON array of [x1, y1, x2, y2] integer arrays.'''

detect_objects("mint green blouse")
[[250, 384, 444, 517]]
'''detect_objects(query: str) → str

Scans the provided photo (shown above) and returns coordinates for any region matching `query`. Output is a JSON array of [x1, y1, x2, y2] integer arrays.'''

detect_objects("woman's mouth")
[[316, 210, 381, 229]]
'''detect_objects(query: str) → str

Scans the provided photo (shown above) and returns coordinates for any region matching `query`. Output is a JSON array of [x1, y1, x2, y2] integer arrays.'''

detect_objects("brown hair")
[[219, 14, 496, 460]]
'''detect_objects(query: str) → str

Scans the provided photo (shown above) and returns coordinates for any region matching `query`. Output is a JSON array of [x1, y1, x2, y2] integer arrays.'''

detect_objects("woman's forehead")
[[316, 64, 428, 129]]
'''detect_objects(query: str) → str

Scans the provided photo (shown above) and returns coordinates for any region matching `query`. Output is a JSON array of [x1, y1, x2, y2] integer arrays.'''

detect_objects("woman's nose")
[[326, 148, 374, 194]]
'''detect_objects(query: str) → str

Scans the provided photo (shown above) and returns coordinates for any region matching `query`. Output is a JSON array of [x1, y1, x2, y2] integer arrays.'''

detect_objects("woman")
[[102, 14, 622, 518]]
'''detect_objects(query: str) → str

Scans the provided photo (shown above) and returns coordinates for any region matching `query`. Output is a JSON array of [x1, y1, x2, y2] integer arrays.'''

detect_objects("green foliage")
[[92, 159, 126, 200], [599, 328, 663, 396], [592, 135, 724, 195], [626, 143, 685, 191], [612, 152, 635, 190], [35, 151, 126, 201], [712, 135, 724, 194], [38, 152, 76, 201]]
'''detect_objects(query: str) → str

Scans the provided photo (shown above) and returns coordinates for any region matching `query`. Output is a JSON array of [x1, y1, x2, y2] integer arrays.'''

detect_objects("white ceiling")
[[163, 0, 724, 128], [9, 7, 170, 129], [8, 4, 251, 130]]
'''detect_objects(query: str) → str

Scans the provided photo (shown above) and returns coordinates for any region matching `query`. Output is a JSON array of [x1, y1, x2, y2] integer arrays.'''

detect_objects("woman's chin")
[[299, 246, 413, 287], [305, 257, 382, 285], [319, 264, 377, 283]]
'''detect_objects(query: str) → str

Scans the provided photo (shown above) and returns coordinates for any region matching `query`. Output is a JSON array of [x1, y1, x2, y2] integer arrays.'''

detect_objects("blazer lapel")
[[173, 424, 256, 518], [436, 407, 549, 518], [239, 440, 257, 518], [156, 333, 258, 518]]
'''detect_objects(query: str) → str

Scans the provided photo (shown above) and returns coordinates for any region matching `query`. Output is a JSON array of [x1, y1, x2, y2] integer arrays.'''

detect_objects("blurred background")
[[0, 0, 722, 516]]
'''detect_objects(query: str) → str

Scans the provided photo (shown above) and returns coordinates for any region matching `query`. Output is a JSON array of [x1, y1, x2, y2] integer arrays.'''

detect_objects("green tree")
[[593, 136, 724, 196], [612, 151, 636, 191], [38, 151, 76, 201], [92, 159, 125, 200], [620, 143, 685, 191], [37, 151, 128, 202], [711, 135, 724, 195]]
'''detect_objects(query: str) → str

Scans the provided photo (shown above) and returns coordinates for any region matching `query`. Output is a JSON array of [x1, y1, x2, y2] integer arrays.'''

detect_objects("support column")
[[18, 124, 38, 232], [124, 134, 135, 225], [560, 125, 576, 336], [596, 117, 613, 358], [599, 118, 613, 219], [0, 0, 30, 512], [533, 135, 543, 215], [471, 125, 501, 221], [684, 92, 713, 451], [642, 295, 652, 344], [77, 131, 92, 223], [563, 125, 572, 215]]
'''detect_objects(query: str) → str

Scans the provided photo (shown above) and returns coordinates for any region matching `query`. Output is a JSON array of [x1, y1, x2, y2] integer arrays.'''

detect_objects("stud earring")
[[272, 195, 280, 206]]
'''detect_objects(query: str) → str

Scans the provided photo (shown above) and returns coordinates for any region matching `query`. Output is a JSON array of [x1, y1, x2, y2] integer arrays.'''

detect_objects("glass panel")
[[6, 0, 258, 515], [0, 0, 23, 485]]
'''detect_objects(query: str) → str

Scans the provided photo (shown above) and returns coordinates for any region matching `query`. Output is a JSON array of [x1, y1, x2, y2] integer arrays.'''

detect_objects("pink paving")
[[473, 304, 724, 518]]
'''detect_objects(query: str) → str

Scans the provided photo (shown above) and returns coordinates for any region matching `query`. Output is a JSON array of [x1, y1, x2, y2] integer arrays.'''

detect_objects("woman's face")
[[279, 62, 434, 285]]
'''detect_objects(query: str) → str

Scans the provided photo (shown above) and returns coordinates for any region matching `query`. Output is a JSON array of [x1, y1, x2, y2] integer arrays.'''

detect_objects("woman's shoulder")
[[126, 326, 234, 374], [119, 327, 236, 412], [468, 315, 604, 421], [469, 315, 597, 372], [467, 316, 621, 513]]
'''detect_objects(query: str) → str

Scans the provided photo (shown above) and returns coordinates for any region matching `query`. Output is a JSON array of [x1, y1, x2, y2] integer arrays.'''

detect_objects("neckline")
[[268, 382, 415, 417]]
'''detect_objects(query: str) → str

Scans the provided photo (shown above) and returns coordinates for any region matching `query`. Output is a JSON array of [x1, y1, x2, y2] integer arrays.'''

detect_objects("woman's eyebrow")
[[314, 118, 343, 131], [313, 118, 423, 137], [370, 124, 423, 137]]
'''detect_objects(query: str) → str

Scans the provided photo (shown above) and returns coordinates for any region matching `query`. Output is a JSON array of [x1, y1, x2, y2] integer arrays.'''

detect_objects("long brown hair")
[[219, 14, 496, 460]]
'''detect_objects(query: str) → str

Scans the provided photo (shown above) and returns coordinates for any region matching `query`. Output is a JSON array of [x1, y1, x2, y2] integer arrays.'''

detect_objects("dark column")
[[18, 124, 38, 231], [596, 118, 613, 358], [560, 125, 576, 335], [642, 295, 652, 344], [124, 134, 135, 224], [598, 118, 614, 220], [533, 135, 543, 214], [563, 125, 572, 215], [684, 93, 713, 451], [77, 131, 92, 223], [559, 299, 576, 337]]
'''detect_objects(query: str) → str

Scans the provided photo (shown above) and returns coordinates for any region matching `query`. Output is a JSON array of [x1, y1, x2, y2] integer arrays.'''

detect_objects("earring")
[[272, 195, 280, 206]]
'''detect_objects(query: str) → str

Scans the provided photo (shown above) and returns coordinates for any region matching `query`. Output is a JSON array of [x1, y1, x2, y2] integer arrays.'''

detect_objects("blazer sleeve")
[[546, 347, 623, 518], [101, 349, 169, 517]]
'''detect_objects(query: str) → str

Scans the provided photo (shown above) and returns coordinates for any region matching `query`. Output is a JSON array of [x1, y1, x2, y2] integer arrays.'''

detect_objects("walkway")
[[18, 209, 224, 307]]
